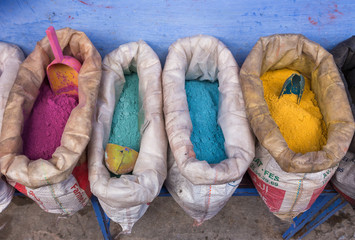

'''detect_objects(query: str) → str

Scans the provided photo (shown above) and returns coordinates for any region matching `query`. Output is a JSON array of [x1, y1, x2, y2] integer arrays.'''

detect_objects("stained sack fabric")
[[163, 35, 254, 224], [240, 34, 355, 220], [330, 36, 355, 207], [0, 42, 24, 212], [0, 28, 101, 215], [240, 34, 354, 173], [249, 143, 336, 220], [88, 41, 167, 233]]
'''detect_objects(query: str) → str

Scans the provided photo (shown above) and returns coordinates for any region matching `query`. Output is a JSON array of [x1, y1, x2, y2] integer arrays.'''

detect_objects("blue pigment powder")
[[185, 80, 227, 164], [109, 73, 140, 152]]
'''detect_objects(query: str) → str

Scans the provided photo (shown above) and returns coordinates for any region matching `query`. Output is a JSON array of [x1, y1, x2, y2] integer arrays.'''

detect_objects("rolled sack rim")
[[240, 33, 355, 173], [163, 34, 255, 185]]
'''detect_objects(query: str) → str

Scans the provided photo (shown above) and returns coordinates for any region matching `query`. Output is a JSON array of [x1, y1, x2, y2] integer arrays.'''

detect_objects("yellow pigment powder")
[[261, 69, 327, 154]]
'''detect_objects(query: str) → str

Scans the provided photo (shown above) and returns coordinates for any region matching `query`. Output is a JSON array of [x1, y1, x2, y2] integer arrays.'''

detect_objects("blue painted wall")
[[0, 0, 354, 65]]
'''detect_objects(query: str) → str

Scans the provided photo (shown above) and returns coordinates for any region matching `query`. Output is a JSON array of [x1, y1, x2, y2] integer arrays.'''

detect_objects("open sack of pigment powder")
[[0, 28, 102, 215], [330, 36, 355, 207], [88, 41, 167, 233], [240, 34, 355, 220], [0, 42, 24, 213], [163, 35, 255, 224]]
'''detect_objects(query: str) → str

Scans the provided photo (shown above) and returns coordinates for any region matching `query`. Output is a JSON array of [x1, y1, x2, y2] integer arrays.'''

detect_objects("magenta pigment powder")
[[22, 81, 78, 160]]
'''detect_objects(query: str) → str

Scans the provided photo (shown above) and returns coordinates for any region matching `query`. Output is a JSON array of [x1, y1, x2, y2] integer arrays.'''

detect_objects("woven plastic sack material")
[[330, 36, 355, 207], [11, 152, 91, 215], [249, 143, 336, 220], [88, 41, 167, 233], [163, 35, 255, 224], [240, 34, 355, 220], [0, 178, 14, 212], [0, 28, 101, 215], [0, 42, 24, 212]]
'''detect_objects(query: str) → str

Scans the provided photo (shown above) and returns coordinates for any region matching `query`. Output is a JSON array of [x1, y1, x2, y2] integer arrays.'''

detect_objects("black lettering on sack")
[[341, 154, 355, 163]]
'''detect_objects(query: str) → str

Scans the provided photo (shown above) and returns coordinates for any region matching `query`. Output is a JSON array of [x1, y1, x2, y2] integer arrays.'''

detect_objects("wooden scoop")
[[46, 26, 81, 95]]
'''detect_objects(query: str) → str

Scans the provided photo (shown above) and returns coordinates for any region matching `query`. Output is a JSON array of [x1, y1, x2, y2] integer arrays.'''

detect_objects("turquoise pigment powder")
[[109, 73, 140, 152], [185, 80, 227, 164]]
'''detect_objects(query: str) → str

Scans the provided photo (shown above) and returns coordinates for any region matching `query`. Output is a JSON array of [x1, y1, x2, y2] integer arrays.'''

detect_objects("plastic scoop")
[[46, 26, 81, 95], [279, 73, 305, 104], [104, 143, 139, 175]]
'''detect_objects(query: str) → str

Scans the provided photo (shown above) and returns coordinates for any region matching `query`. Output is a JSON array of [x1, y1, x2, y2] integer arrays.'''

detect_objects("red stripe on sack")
[[306, 184, 327, 210], [196, 185, 213, 226], [14, 182, 28, 195], [248, 169, 286, 212], [15, 184, 47, 211], [207, 185, 212, 208], [72, 161, 92, 198]]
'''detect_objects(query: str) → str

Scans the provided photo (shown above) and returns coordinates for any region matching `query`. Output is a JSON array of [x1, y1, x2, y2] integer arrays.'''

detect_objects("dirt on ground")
[[0, 195, 354, 240]]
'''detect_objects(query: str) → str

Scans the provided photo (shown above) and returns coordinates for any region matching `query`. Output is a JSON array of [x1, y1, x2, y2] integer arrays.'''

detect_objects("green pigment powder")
[[109, 73, 141, 152], [186, 80, 227, 164]]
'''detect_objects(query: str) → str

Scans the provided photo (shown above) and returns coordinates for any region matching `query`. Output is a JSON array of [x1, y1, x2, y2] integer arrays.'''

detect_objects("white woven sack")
[[88, 41, 167, 233], [163, 35, 255, 224], [6, 149, 90, 215], [0, 178, 14, 213], [8, 174, 89, 214], [0, 42, 24, 212], [249, 143, 337, 221], [329, 36, 355, 206]]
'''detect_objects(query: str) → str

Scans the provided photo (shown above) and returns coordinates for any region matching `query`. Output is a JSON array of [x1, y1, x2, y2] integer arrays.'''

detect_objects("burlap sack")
[[0, 42, 24, 212], [163, 35, 254, 224], [240, 34, 355, 173], [330, 36, 355, 207], [88, 41, 167, 233], [0, 28, 101, 189]]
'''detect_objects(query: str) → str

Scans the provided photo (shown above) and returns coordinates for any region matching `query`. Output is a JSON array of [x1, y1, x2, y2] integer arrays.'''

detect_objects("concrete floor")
[[0, 195, 354, 240]]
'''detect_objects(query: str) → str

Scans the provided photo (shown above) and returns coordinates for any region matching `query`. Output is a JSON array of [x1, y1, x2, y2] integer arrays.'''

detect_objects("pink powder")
[[22, 81, 78, 160]]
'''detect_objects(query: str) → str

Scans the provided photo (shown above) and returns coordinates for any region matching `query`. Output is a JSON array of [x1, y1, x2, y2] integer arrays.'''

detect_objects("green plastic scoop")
[[279, 73, 305, 104]]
